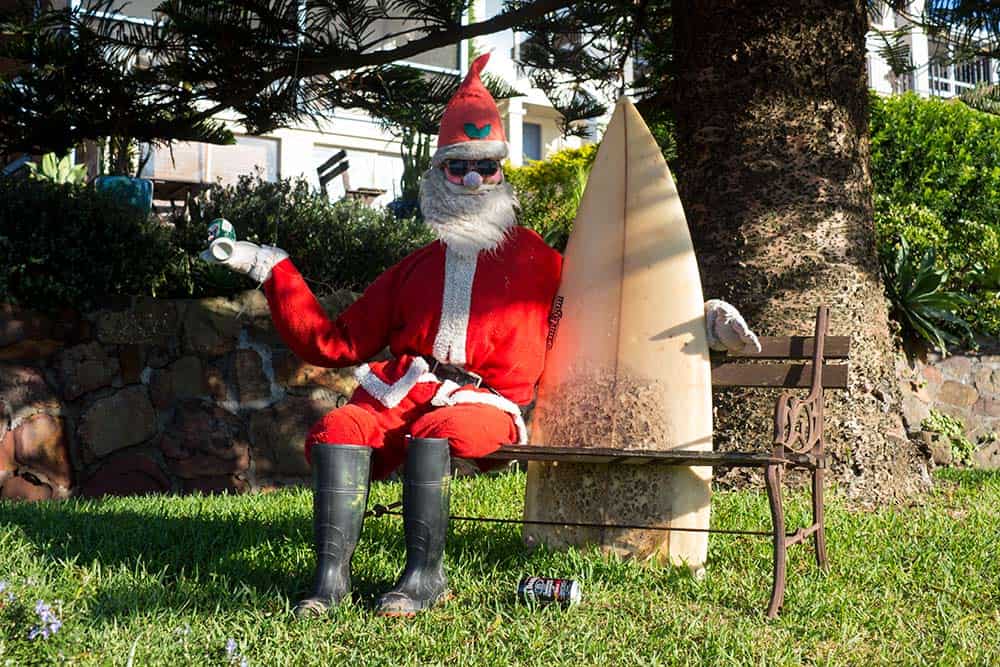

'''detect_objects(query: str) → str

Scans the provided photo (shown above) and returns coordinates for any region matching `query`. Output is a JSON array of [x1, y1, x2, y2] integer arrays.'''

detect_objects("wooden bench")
[[482, 305, 849, 618]]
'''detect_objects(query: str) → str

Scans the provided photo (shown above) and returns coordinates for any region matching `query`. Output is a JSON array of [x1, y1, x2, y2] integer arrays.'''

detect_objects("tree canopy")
[[4, 1, 1000, 157]]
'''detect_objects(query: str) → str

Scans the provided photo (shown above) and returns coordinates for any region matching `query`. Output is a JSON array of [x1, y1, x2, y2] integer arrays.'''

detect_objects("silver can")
[[207, 218, 237, 261], [517, 576, 581, 607]]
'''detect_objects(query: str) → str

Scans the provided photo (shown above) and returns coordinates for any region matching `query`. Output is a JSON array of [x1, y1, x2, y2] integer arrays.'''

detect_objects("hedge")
[[871, 92, 1000, 337]]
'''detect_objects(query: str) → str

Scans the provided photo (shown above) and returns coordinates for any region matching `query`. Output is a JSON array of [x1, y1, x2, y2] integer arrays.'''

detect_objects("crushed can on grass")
[[517, 576, 581, 607]]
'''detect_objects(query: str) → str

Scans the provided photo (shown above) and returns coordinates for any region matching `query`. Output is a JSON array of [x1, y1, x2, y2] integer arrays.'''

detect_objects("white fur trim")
[[353, 357, 433, 409], [431, 140, 509, 166], [432, 248, 477, 366], [430, 383, 528, 445], [249, 245, 289, 284]]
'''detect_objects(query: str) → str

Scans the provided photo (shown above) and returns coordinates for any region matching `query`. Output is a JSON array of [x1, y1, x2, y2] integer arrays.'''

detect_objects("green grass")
[[1, 469, 998, 666]]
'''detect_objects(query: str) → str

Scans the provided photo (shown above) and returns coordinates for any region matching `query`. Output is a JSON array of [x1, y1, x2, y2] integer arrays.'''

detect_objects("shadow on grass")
[[0, 488, 582, 618]]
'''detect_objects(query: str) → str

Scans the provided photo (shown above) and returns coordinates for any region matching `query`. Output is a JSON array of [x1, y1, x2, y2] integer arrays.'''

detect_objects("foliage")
[[24, 153, 87, 185], [0, 0, 545, 157], [0, 173, 434, 308], [2, 470, 1000, 664], [871, 93, 1000, 338], [922, 410, 976, 465], [396, 128, 433, 214], [880, 237, 975, 352], [505, 145, 598, 250], [0, 3, 235, 158], [176, 174, 434, 296], [0, 179, 174, 310]]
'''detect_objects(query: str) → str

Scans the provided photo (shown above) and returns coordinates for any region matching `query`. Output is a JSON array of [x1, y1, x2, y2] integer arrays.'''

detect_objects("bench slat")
[[483, 445, 798, 467], [712, 362, 848, 389], [723, 335, 851, 360]]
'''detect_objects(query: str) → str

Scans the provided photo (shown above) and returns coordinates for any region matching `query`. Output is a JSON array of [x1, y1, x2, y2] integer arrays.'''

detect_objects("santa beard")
[[419, 166, 519, 258]]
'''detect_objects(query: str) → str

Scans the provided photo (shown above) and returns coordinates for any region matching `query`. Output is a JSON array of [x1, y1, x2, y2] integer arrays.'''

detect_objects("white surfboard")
[[524, 97, 713, 569]]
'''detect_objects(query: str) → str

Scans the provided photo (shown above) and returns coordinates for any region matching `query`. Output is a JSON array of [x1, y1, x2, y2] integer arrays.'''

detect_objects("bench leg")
[[812, 467, 828, 570], [764, 463, 786, 619]]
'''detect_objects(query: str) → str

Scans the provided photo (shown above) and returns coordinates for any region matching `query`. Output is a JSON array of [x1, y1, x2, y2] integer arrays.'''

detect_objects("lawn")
[[1, 469, 998, 666]]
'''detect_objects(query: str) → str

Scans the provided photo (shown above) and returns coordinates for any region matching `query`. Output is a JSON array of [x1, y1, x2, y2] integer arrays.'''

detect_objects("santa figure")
[[203, 53, 759, 618]]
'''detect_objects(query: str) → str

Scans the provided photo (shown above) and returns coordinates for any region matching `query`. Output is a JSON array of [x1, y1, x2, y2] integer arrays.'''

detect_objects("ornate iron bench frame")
[[481, 305, 847, 618]]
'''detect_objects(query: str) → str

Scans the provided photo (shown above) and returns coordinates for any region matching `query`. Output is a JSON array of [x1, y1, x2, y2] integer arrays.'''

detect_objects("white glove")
[[199, 239, 288, 284], [704, 299, 762, 354]]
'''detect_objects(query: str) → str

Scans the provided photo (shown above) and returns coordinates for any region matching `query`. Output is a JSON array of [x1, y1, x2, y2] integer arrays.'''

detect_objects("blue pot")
[[95, 176, 153, 214]]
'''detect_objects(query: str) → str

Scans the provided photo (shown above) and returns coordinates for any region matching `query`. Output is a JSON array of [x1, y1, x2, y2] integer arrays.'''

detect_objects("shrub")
[[871, 93, 1000, 337], [881, 237, 975, 352], [0, 178, 174, 310], [505, 145, 598, 251], [175, 174, 434, 296], [922, 411, 976, 465]]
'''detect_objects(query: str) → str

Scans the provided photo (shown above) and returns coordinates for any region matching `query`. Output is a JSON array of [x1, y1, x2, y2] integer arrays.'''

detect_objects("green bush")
[[174, 174, 434, 296], [881, 236, 975, 351], [0, 178, 174, 310], [871, 93, 1000, 337], [505, 145, 598, 251], [0, 174, 435, 310], [922, 410, 976, 465]]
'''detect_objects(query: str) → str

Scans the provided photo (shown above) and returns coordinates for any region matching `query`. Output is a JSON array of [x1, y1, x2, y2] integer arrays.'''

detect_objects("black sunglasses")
[[443, 159, 500, 178]]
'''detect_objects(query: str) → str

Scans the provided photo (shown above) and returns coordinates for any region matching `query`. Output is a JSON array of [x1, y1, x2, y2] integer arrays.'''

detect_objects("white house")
[[866, 2, 997, 98], [81, 0, 614, 206]]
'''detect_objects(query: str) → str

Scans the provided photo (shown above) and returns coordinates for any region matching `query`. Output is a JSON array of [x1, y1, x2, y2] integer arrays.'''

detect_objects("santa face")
[[419, 160, 518, 259]]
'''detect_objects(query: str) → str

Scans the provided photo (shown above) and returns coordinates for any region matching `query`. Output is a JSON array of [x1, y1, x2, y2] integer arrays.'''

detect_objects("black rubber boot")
[[293, 444, 372, 618], [375, 437, 451, 616]]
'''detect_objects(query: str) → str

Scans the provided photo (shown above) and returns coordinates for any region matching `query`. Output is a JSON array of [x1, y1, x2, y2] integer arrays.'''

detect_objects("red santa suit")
[[264, 225, 562, 479], [258, 53, 565, 479]]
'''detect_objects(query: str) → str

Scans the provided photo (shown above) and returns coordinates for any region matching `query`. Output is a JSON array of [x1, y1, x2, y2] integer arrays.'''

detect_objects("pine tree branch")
[[190, 0, 575, 123]]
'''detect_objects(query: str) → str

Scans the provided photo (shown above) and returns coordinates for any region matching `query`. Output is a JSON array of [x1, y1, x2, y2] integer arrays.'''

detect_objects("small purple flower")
[[28, 599, 61, 640], [225, 638, 238, 657]]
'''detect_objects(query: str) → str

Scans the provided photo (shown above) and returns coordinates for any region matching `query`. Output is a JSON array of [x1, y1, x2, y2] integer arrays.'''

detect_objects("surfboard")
[[523, 97, 713, 570]]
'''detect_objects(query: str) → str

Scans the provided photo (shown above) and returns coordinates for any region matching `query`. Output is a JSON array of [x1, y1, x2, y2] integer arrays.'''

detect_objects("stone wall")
[[0, 291, 359, 500], [898, 340, 1000, 468]]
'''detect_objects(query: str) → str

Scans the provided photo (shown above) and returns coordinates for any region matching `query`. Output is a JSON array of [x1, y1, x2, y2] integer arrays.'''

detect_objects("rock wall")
[[0, 291, 359, 500], [898, 339, 1000, 468]]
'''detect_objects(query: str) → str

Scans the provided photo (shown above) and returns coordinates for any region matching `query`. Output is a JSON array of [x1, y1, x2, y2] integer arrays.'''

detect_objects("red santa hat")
[[432, 52, 509, 166]]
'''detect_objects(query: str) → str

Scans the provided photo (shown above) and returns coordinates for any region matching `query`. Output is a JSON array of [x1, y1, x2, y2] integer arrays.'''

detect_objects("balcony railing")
[[929, 56, 993, 97]]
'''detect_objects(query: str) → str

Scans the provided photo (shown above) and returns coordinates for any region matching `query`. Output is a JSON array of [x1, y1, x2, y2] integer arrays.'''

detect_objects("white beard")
[[419, 167, 519, 258]]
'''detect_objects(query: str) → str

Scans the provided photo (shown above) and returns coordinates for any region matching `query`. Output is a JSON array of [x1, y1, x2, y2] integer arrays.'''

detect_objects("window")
[[313, 145, 401, 205], [210, 136, 279, 184], [141, 136, 279, 184], [357, 17, 461, 72], [523, 123, 542, 162]]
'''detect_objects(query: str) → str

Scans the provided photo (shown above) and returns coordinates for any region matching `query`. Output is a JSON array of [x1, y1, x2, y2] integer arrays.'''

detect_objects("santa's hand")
[[704, 299, 761, 354], [199, 239, 288, 284]]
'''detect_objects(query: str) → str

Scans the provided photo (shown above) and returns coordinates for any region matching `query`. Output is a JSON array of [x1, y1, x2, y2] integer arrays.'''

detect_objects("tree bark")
[[672, 0, 928, 503]]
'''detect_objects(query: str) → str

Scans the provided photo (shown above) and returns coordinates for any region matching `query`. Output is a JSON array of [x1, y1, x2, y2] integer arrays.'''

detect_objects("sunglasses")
[[443, 159, 501, 178]]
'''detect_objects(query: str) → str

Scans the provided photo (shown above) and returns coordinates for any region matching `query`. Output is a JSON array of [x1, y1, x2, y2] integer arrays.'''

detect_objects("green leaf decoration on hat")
[[464, 123, 492, 139]]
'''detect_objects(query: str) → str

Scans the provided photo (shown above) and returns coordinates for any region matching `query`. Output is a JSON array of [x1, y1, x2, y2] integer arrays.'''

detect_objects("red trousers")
[[305, 381, 519, 480]]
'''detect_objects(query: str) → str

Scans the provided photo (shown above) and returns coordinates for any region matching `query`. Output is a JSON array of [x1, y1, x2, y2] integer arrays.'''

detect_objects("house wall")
[[866, 2, 998, 97]]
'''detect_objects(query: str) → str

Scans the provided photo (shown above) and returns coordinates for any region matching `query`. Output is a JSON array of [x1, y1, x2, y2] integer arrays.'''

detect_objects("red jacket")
[[264, 226, 563, 439]]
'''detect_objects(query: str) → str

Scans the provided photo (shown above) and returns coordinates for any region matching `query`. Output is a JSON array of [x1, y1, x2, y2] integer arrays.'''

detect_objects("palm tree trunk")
[[672, 0, 929, 502]]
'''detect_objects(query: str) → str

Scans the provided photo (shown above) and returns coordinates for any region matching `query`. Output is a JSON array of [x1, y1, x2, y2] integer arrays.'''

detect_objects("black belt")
[[421, 355, 486, 389]]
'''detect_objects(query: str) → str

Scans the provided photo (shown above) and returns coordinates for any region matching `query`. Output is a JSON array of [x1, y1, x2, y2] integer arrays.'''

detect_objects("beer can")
[[207, 218, 237, 261], [207, 218, 237, 243], [517, 576, 581, 607]]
